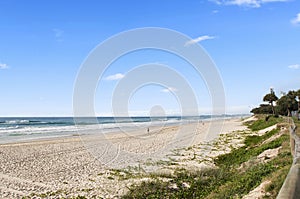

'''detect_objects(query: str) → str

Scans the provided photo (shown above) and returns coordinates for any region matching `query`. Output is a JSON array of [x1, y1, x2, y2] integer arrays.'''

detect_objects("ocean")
[[0, 115, 246, 144]]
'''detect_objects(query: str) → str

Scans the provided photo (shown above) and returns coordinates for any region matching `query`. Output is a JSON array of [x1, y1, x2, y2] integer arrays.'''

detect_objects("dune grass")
[[122, 116, 292, 199], [293, 117, 300, 136], [246, 115, 283, 131]]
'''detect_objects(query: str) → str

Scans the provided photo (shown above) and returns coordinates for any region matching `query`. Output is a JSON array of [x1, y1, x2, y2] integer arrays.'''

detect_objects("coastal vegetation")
[[251, 88, 300, 117], [122, 116, 292, 198]]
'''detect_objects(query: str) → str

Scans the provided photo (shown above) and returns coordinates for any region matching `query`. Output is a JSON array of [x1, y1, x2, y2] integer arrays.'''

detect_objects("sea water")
[[0, 115, 245, 144]]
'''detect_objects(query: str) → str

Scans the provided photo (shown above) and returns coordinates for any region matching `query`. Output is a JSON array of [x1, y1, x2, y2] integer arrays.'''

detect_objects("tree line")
[[251, 88, 300, 117]]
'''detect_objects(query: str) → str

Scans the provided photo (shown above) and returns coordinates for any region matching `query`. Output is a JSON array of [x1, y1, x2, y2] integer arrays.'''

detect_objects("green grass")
[[264, 165, 291, 198], [123, 149, 292, 199], [247, 115, 283, 131], [214, 129, 284, 168], [244, 128, 278, 147], [122, 116, 292, 199], [206, 163, 275, 198], [293, 117, 300, 136], [109, 168, 141, 180], [208, 148, 292, 199], [123, 168, 232, 199]]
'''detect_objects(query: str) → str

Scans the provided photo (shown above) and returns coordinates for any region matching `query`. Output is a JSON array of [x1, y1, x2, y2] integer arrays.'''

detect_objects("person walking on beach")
[[147, 127, 150, 134]]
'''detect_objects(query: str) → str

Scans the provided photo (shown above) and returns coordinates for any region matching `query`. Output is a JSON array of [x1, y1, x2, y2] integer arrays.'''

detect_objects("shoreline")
[[0, 115, 249, 145]]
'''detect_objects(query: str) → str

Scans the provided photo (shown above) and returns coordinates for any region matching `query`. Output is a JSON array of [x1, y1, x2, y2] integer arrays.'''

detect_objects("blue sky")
[[0, 0, 300, 116]]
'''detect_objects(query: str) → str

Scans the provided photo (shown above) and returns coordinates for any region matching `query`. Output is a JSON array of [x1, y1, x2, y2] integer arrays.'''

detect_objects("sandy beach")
[[0, 118, 248, 198]]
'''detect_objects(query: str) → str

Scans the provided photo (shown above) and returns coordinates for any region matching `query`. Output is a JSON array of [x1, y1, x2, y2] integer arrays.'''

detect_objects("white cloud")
[[185, 35, 215, 46], [105, 73, 125, 80], [288, 64, 299, 69], [212, 0, 289, 8], [0, 63, 9, 69], [229, 0, 261, 7], [161, 87, 178, 93], [291, 13, 300, 25]]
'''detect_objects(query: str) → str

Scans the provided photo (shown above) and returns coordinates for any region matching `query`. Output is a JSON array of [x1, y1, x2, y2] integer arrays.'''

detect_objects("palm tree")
[[263, 88, 278, 115]]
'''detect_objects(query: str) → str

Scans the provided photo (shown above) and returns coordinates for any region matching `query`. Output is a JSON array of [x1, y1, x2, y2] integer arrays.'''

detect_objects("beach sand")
[[0, 118, 247, 198]]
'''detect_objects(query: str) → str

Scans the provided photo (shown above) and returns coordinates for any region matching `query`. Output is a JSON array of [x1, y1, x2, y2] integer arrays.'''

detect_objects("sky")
[[0, 0, 300, 116]]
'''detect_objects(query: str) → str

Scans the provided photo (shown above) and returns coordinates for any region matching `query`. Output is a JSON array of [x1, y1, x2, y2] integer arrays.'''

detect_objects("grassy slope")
[[293, 117, 300, 137], [122, 116, 292, 199]]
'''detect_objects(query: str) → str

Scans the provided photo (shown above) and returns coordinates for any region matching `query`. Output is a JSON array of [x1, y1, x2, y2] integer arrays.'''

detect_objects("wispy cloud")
[[228, 0, 261, 7], [212, 0, 289, 8], [291, 13, 300, 25], [0, 63, 9, 69], [288, 64, 299, 69], [105, 73, 125, 80], [185, 35, 215, 46], [161, 87, 178, 93], [53, 28, 64, 41]]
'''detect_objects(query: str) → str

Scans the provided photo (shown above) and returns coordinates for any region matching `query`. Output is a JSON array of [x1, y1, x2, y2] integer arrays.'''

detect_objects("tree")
[[251, 88, 300, 117], [276, 91, 298, 116], [263, 88, 278, 115], [296, 90, 300, 110], [250, 104, 273, 114]]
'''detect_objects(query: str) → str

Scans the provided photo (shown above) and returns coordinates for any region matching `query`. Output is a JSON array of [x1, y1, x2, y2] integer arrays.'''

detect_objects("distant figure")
[[147, 128, 150, 133]]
